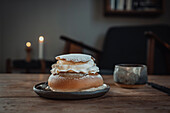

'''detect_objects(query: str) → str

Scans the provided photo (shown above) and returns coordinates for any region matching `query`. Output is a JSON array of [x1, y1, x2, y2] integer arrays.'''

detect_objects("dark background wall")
[[0, 0, 3, 72], [0, 0, 170, 72]]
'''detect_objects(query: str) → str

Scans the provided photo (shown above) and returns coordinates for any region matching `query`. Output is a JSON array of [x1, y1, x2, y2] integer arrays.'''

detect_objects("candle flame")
[[26, 42, 31, 47], [39, 36, 44, 42]]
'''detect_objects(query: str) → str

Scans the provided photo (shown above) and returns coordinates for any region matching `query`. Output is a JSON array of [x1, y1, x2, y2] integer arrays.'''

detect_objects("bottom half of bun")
[[48, 73, 104, 92]]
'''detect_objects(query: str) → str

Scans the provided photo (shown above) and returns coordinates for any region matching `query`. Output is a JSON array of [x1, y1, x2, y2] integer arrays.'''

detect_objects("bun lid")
[[55, 54, 95, 62]]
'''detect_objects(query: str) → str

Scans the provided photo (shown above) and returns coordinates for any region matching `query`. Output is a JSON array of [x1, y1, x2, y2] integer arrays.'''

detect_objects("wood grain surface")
[[0, 74, 170, 113]]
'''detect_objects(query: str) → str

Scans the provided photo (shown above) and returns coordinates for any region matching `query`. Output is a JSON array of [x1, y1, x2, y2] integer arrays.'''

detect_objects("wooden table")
[[0, 74, 170, 113]]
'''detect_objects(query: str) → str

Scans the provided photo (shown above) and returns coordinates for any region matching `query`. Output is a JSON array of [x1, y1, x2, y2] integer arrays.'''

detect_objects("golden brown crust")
[[57, 59, 88, 65], [48, 74, 103, 92]]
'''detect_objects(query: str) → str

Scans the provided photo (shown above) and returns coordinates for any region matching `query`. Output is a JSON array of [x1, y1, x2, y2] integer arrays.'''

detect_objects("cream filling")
[[51, 59, 99, 74]]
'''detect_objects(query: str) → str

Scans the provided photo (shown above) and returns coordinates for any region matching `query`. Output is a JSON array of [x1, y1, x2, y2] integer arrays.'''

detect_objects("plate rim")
[[33, 82, 110, 94]]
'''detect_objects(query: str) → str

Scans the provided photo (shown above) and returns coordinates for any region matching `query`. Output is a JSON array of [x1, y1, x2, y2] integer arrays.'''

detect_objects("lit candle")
[[25, 42, 32, 62], [26, 42, 31, 48], [39, 36, 44, 59]]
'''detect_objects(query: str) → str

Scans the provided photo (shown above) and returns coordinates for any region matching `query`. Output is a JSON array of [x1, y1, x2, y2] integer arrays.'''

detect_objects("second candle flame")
[[39, 36, 44, 43]]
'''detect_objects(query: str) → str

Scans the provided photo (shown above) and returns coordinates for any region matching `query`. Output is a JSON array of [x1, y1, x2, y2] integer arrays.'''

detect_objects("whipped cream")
[[56, 54, 94, 62], [51, 59, 99, 74]]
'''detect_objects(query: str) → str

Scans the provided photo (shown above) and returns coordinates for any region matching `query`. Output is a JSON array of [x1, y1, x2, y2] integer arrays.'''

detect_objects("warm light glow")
[[39, 36, 44, 42], [26, 42, 31, 47]]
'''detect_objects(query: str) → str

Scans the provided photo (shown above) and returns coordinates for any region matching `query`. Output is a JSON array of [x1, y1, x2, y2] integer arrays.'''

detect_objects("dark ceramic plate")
[[33, 82, 110, 100]]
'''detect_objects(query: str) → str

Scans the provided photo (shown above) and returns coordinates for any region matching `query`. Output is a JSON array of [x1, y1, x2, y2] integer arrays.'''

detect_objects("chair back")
[[99, 25, 170, 75]]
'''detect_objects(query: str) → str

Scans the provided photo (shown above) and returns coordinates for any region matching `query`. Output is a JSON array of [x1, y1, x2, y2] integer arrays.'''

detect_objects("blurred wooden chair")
[[145, 31, 170, 75], [60, 30, 170, 75]]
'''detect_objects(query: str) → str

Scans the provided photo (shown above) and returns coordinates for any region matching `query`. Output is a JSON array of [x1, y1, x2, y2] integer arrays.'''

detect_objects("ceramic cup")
[[113, 64, 148, 88]]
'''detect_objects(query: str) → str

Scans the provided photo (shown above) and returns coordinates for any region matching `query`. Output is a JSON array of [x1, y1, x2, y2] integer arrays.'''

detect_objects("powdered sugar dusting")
[[56, 54, 93, 62], [81, 84, 107, 91]]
